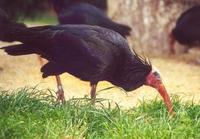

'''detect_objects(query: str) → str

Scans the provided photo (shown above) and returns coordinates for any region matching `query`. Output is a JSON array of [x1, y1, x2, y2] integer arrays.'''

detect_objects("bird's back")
[[176, 6, 200, 27], [51, 24, 129, 49], [58, 3, 107, 24], [173, 6, 200, 45], [56, 3, 131, 37]]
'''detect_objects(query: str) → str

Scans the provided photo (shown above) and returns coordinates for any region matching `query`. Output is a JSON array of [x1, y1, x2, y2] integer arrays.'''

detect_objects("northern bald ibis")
[[0, 9, 173, 114], [169, 6, 200, 54], [50, 0, 132, 38]]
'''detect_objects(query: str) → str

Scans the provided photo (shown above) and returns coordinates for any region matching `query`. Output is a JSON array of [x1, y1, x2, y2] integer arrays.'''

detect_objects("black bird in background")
[[0, 9, 173, 114], [169, 6, 200, 54], [71, 0, 108, 12], [50, 0, 132, 38]]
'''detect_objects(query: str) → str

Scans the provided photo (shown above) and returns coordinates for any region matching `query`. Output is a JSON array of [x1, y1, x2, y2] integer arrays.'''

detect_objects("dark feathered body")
[[51, 0, 107, 12], [1, 24, 151, 91], [0, 9, 174, 113], [51, 1, 132, 37], [172, 6, 200, 46]]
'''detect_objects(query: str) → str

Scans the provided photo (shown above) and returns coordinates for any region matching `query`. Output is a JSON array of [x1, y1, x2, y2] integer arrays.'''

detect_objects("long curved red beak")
[[146, 72, 174, 114], [156, 82, 174, 113]]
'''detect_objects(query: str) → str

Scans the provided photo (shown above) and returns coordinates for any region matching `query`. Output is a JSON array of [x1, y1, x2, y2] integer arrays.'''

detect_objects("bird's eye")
[[153, 71, 159, 76], [153, 71, 161, 80]]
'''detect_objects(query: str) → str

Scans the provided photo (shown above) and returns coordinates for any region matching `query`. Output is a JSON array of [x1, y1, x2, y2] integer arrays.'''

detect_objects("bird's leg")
[[55, 75, 65, 103], [90, 83, 97, 105], [37, 55, 65, 103]]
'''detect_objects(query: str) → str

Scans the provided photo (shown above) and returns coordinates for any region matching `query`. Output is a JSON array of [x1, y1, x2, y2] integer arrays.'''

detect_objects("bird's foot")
[[91, 98, 95, 105], [169, 111, 176, 119], [56, 88, 65, 103]]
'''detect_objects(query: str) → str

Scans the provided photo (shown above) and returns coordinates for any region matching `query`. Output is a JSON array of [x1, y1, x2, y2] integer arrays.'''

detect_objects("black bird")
[[169, 6, 200, 54], [0, 10, 173, 113], [50, 0, 132, 38]]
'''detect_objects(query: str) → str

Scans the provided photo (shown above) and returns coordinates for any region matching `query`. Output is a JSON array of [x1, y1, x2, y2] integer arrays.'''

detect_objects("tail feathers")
[[41, 62, 64, 78], [0, 21, 27, 42], [0, 9, 27, 42], [1, 44, 35, 56]]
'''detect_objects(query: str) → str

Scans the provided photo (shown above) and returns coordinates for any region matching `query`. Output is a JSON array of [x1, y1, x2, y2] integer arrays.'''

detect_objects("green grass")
[[0, 88, 200, 139]]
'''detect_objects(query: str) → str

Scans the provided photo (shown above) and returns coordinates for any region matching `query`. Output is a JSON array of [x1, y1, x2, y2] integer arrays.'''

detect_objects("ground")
[[0, 24, 200, 108]]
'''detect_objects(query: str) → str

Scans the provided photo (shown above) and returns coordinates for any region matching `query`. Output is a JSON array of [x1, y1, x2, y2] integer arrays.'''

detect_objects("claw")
[[56, 88, 65, 103]]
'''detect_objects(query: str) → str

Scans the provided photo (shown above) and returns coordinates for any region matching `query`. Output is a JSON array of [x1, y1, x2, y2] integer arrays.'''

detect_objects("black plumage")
[[50, 0, 132, 37], [58, 0, 108, 12], [0, 10, 174, 113], [1, 24, 151, 91], [170, 6, 200, 53]]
